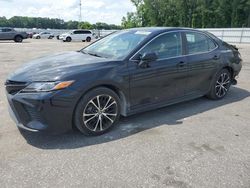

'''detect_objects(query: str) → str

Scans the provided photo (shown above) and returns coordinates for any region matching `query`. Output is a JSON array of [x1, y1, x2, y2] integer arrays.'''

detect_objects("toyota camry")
[[5, 28, 242, 135]]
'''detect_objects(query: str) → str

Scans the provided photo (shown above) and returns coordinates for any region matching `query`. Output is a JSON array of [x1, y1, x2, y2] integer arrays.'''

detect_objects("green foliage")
[[122, 0, 250, 28], [78, 21, 93, 29], [0, 16, 121, 30]]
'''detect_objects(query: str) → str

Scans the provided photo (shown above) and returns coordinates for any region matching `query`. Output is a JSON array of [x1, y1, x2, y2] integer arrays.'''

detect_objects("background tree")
[[122, 0, 250, 28], [0, 16, 121, 30]]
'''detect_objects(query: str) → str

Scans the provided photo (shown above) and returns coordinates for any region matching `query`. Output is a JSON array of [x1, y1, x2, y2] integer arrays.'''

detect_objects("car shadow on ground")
[[20, 86, 250, 150], [0, 41, 30, 44]]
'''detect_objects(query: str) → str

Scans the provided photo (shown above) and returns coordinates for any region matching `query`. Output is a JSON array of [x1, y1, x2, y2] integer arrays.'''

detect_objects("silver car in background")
[[0, 28, 28, 42]]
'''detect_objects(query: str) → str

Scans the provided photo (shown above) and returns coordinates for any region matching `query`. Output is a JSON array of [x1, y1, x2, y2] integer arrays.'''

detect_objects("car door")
[[80, 30, 86, 41], [40, 32, 46, 38], [83, 30, 91, 40], [129, 31, 188, 109], [1, 28, 13, 39], [45, 32, 50, 38], [72, 31, 81, 41], [184, 31, 220, 95]]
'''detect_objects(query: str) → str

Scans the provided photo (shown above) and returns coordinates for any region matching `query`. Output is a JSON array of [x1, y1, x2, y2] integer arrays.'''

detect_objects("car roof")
[[73, 29, 91, 31], [126, 27, 203, 34]]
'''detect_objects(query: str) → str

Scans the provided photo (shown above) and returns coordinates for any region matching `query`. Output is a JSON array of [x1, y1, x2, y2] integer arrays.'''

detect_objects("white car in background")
[[59, 30, 93, 42], [33, 32, 54, 39]]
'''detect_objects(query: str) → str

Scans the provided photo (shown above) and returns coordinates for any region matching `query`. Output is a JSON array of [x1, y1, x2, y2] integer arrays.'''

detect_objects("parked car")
[[27, 32, 37, 38], [33, 32, 54, 39], [59, 29, 93, 42], [5, 27, 242, 135], [0, 28, 28, 42]]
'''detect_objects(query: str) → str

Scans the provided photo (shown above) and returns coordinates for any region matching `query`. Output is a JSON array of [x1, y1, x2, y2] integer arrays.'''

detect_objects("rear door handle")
[[213, 55, 220, 60], [177, 62, 187, 68]]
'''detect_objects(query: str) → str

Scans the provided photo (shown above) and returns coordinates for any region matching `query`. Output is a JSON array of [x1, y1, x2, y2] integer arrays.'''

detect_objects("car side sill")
[[126, 93, 205, 117]]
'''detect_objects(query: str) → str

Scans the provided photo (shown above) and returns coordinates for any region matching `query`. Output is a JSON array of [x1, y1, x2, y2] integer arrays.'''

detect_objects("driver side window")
[[140, 32, 182, 59]]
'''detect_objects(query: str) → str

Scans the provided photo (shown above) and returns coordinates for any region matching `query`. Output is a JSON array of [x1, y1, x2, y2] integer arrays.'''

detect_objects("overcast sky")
[[0, 0, 136, 25]]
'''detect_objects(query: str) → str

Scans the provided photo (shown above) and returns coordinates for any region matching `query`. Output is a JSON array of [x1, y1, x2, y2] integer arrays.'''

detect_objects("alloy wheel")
[[215, 72, 231, 98], [83, 95, 118, 132]]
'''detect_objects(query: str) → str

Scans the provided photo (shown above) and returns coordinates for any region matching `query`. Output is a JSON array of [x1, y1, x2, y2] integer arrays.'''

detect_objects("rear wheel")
[[86, 37, 91, 42], [66, 37, 72, 42], [14, 35, 23, 43], [207, 69, 232, 100], [74, 87, 120, 136]]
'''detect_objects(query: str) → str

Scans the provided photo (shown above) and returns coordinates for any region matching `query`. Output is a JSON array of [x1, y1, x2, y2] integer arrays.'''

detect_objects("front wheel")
[[14, 36, 23, 42], [86, 37, 91, 42], [74, 87, 121, 136], [66, 37, 72, 42], [206, 69, 232, 100]]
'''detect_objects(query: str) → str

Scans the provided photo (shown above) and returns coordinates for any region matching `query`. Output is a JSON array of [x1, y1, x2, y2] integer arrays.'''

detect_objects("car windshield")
[[81, 30, 150, 59]]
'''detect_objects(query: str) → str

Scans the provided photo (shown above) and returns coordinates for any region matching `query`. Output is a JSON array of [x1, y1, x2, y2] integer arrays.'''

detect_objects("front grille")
[[5, 80, 28, 95]]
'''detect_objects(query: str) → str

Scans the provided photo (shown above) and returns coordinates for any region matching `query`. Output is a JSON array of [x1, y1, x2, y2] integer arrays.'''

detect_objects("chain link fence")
[[16, 28, 250, 43], [200, 28, 250, 43]]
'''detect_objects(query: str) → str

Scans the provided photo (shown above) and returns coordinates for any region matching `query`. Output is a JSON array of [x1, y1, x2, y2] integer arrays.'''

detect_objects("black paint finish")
[[5, 28, 242, 133]]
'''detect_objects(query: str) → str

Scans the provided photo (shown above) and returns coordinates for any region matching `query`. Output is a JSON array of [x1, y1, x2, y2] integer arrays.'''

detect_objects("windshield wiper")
[[81, 50, 102, 58]]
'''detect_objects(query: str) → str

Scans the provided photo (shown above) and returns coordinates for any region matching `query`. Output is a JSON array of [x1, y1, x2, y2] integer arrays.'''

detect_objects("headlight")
[[22, 81, 74, 92]]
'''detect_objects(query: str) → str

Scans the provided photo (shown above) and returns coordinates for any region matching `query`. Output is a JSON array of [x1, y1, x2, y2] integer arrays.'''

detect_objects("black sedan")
[[5, 28, 242, 135]]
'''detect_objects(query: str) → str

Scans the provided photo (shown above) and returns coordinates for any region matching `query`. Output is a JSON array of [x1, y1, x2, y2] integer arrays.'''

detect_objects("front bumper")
[[6, 89, 78, 134], [59, 36, 65, 40]]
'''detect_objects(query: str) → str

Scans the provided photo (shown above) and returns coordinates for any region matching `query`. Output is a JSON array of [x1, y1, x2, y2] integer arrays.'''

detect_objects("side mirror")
[[138, 52, 158, 68]]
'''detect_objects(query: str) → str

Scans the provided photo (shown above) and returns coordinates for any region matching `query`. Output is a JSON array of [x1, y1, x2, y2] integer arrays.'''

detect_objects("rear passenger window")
[[185, 32, 216, 55], [84, 31, 91, 34], [2, 29, 11, 32]]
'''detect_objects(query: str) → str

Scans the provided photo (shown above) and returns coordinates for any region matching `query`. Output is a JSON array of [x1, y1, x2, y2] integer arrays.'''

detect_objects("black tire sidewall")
[[74, 87, 121, 136], [86, 37, 91, 42], [208, 69, 231, 100], [66, 37, 71, 42], [15, 36, 23, 42]]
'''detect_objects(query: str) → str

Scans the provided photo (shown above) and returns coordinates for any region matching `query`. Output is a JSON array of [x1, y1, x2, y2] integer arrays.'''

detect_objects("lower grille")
[[24, 106, 44, 123], [5, 80, 27, 95]]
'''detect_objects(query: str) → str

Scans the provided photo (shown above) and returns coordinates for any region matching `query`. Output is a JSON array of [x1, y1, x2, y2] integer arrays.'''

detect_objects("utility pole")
[[79, 0, 82, 22]]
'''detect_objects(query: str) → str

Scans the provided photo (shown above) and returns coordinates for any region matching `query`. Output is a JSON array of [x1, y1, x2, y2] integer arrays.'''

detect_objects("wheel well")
[[86, 85, 128, 115], [15, 35, 23, 39], [94, 85, 128, 116], [223, 66, 234, 79]]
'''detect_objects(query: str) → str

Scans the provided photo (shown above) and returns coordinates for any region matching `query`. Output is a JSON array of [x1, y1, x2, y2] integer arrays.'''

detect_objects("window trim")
[[129, 30, 219, 62]]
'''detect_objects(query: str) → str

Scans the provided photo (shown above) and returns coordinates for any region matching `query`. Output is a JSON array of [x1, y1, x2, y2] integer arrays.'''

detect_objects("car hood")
[[61, 33, 69, 36], [7, 51, 109, 82]]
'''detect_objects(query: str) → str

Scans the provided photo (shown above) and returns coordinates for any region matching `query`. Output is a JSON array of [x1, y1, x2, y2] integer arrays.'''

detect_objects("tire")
[[86, 37, 91, 42], [66, 37, 72, 42], [74, 87, 121, 136], [206, 69, 232, 100], [36, 36, 41, 39], [14, 35, 23, 43]]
